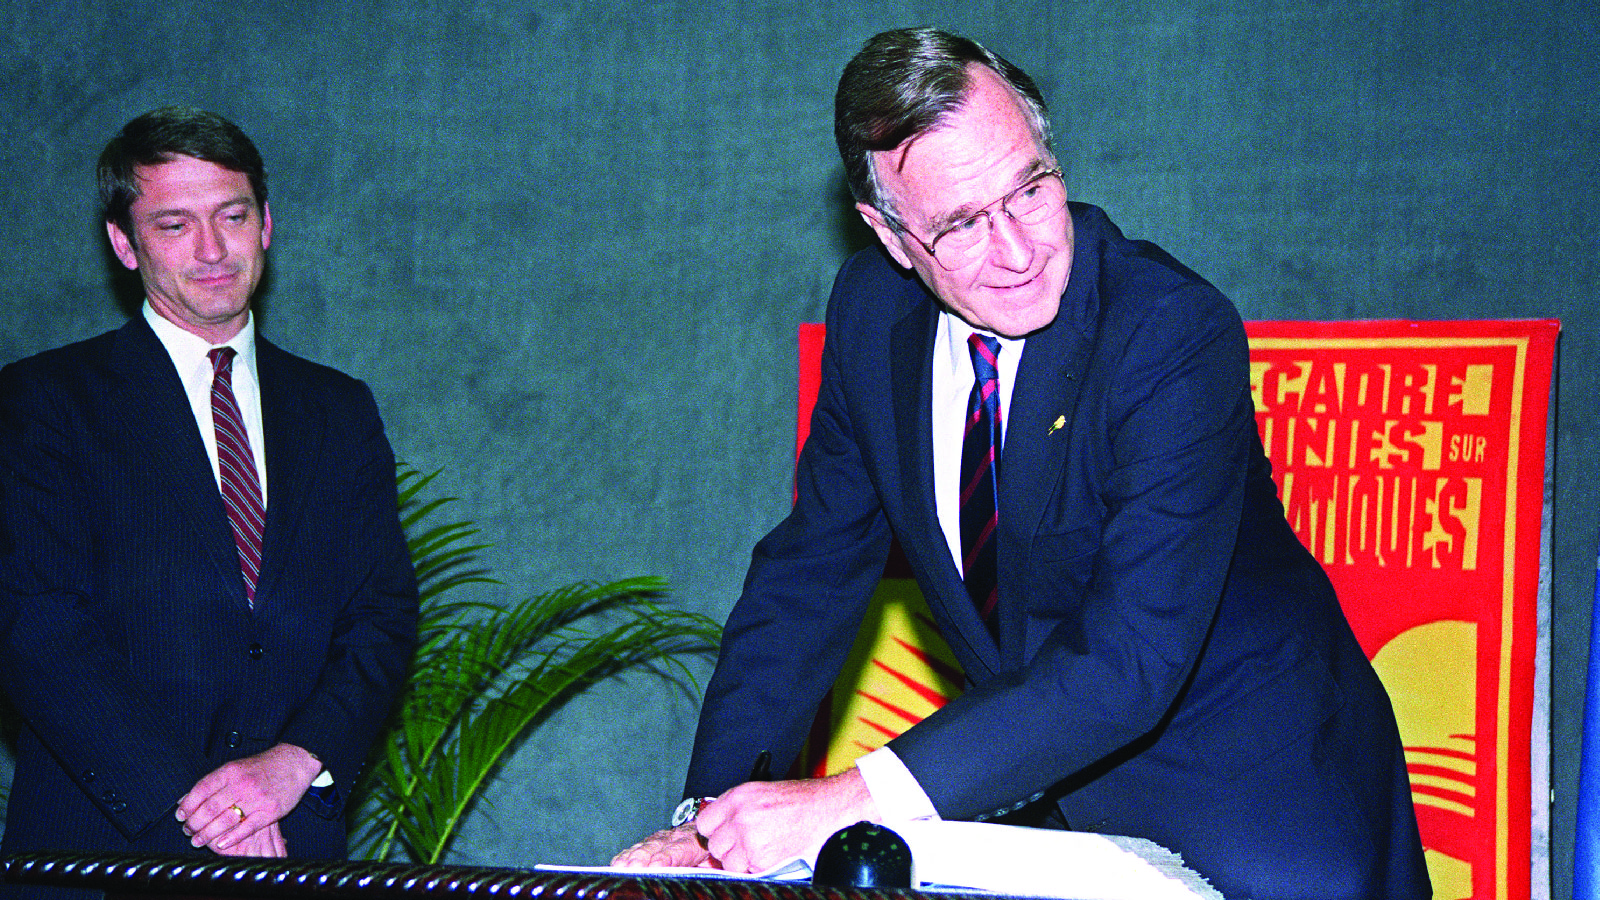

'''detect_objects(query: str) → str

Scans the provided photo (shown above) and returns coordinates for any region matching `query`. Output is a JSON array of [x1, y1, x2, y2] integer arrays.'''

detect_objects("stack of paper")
[[890, 820, 1222, 900]]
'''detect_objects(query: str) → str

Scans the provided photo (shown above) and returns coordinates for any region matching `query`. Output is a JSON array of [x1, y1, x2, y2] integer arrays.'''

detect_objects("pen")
[[749, 749, 773, 782], [677, 750, 774, 826]]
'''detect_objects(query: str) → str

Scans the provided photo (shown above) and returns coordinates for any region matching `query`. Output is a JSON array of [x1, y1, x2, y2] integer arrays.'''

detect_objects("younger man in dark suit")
[[0, 108, 417, 889], [615, 28, 1429, 899]]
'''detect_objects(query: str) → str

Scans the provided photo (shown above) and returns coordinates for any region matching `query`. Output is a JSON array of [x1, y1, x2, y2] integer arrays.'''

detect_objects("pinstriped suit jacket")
[[0, 315, 416, 887]]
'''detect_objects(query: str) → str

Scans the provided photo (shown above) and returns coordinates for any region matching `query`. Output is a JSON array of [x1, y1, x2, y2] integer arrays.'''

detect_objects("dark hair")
[[97, 106, 268, 240], [835, 27, 1052, 222]]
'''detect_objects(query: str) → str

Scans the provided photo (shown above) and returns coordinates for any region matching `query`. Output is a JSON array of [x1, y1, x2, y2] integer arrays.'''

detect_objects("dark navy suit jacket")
[[0, 315, 417, 887], [687, 204, 1430, 899]]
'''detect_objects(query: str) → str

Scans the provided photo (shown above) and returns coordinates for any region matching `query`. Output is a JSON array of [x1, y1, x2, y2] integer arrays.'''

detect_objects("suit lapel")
[[889, 295, 1002, 676], [253, 340, 323, 613], [1002, 317, 1093, 545], [1002, 202, 1100, 542], [993, 204, 1100, 653], [889, 300, 938, 555], [110, 319, 243, 602]]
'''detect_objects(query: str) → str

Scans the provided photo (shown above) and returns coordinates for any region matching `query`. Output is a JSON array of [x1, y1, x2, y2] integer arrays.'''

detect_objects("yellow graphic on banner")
[[1374, 620, 1478, 899], [812, 578, 963, 774]]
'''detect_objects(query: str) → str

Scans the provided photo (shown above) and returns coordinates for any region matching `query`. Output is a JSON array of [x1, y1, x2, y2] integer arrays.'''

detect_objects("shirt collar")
[[939, 310, 1024, 380], [142, 302, 257, 378]]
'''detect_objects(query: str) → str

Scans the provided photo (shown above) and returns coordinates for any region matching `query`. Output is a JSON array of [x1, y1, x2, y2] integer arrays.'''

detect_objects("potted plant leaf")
[[349, 466, 721, 863]]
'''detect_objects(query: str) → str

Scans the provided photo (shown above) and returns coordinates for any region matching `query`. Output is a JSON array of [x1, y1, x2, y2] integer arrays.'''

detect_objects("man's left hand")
[[212, 821, 288, 858], [611, 823, 716, 868], [176, 743, 322, 852], [695, 768, 879, 874]]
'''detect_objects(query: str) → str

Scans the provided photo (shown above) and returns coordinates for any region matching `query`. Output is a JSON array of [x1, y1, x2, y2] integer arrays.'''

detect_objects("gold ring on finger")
[[229, 804, 245, 823]]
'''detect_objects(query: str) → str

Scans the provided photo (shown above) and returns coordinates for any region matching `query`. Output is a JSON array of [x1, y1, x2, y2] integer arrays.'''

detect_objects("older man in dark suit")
[[0, 107, 417, 894], [615, 28, 1429, 900]]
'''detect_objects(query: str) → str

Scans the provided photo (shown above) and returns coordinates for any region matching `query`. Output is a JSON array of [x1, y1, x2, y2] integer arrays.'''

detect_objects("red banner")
[[1247, 319, 1555, 900]]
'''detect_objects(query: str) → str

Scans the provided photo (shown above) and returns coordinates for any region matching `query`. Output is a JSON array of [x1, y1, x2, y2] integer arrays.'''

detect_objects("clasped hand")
[[611, 768, 877, 874], [174, 742, 322, 857]]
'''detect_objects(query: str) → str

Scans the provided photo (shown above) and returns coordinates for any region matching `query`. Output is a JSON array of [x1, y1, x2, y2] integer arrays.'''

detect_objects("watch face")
[[671, 797, 700, 827], [672, 797, 714, 827]]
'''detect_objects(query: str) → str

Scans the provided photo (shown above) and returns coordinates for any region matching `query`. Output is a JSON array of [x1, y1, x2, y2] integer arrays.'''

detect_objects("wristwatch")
[[671, 796, 714, 827]]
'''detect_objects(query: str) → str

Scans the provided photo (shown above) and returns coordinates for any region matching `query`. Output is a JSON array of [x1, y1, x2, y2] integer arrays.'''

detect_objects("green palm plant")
[[349, 466, 721, 864]]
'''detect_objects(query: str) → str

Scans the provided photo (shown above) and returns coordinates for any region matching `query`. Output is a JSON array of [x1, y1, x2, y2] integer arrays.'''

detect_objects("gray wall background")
[[2, 0, 1595, 893]]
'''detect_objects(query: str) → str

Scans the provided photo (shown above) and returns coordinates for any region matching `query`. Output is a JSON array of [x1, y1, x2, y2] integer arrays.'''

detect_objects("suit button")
[[227, 731, 242, 748], [248, 643, 264, 660], [101, 790, 116, 803], [110, 801, 127, 813], [83, 771, 96, 782]]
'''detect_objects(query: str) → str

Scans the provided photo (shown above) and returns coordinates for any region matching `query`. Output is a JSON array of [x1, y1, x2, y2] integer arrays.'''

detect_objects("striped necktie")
[[208, 348, 265, 607], [960, 334, 1002, 635]]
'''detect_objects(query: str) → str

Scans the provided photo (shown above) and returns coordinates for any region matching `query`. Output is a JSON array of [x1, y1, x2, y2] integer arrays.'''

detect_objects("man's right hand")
[[610, 823, 716, 868], [176, 742, 321, 853]]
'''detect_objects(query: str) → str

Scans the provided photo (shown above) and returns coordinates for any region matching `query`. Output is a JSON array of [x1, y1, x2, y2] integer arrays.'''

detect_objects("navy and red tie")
[[209, 348, 265, 607], [960, 334, 1002, 634]]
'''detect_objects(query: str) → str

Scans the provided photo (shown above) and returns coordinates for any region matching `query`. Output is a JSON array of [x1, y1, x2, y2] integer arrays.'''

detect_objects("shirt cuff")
[[855, 746, 940, 823]]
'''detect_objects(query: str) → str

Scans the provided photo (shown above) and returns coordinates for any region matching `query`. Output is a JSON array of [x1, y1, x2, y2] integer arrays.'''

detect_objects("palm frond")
[[349, 464, 720, 863]]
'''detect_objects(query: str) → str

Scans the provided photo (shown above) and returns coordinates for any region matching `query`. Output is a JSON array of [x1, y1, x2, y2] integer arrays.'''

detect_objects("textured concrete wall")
[[2, 0, 1595, 893]]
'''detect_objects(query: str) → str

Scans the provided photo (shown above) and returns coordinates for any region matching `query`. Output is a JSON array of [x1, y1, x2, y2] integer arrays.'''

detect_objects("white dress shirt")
[[931, 311, 1024, 577], [856, 310, 1024, 822], [142, 303, 268, 504]]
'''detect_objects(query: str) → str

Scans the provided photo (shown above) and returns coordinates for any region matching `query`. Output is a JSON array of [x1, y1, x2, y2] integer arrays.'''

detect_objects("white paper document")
[[539, 820, 1223, 900]]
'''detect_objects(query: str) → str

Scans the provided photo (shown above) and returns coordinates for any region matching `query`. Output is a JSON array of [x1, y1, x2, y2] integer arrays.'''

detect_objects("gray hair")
[[834, 27, 1052, 226]]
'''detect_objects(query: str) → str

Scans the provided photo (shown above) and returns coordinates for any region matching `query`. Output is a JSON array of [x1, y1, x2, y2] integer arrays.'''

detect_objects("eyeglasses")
[[898, 168, 1066, 270]]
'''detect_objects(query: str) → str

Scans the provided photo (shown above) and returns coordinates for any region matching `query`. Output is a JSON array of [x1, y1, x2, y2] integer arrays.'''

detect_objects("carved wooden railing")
[[0, 853, 995, 900]]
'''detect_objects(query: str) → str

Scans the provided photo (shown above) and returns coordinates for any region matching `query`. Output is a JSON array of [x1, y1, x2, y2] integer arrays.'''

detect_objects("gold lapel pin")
[[1047, 415, 1065, 435]]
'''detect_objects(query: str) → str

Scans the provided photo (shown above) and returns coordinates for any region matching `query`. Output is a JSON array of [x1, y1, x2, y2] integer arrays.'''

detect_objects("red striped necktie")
[[208, 348, 265, 607], [960, 334, 1002, 636]]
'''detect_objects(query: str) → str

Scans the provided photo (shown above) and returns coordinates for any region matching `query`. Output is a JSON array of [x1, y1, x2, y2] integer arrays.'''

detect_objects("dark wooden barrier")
[[0, 853, 995, 900]]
